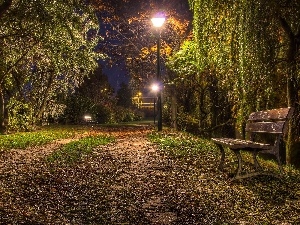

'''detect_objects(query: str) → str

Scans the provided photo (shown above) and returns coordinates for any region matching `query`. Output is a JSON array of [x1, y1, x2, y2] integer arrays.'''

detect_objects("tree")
[[0, 0, 104, 131], [116, 82, 132, 108], [63, 65, 114, 124]]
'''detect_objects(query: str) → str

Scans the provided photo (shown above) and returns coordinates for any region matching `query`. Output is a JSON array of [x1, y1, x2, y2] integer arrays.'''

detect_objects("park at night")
[[0, 0, 300, 224]]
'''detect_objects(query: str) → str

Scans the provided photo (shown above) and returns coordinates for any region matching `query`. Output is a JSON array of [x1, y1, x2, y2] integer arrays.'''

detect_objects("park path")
[[101, 126, 178, 224]]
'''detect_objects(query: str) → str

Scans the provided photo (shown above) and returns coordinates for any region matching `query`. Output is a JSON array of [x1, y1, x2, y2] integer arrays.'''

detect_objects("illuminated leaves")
[[171, 0, 300, 136]]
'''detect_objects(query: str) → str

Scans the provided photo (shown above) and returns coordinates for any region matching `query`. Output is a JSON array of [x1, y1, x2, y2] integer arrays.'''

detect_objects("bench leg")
[[232, 149, 243, 179], [216, 144, 225, 171], [275, 153, 284, 173], [252, 150, 263, 172]]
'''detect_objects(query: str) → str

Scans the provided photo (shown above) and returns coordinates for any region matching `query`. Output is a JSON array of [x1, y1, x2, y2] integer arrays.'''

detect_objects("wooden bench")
[[212, 107, 294, 180]]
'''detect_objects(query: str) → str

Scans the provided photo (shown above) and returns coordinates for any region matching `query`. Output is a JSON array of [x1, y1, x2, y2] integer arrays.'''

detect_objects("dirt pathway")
[[102, 128, 177, 224]]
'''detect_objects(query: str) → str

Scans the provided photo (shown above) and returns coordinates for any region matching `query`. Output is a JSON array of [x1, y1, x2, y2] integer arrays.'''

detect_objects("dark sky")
[[102, 61, 129, 91]]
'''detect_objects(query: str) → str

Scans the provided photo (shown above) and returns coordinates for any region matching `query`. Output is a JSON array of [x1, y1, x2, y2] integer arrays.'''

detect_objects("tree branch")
[[279, 17, 294, 40]]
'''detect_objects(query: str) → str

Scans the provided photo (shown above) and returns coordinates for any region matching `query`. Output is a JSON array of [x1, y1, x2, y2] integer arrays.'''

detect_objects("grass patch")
[[148, 130, 218, 158], [47, 134, 114, 164], [0, 126, 84, 150]]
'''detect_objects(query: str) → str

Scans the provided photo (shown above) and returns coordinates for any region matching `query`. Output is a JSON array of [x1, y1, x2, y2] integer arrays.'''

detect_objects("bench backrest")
[[245, 107, 294, 135]]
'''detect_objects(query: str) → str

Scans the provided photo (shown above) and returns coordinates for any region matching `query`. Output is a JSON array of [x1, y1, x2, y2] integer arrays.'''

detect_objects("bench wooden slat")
[[212, 138, 271, 150], [248, 107, 293, 121], [245, 121, 285, 133]]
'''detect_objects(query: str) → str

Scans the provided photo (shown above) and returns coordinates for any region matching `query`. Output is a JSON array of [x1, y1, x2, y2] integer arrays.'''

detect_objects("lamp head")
[[151, 13, 165, 28]]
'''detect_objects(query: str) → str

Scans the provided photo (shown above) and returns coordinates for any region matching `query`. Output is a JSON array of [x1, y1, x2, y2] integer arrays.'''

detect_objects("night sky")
[[102, 61, 129, 91]]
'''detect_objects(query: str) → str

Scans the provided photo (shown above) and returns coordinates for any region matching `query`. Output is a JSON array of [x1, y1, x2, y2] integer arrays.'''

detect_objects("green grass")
[[46, 134, 115, 164], [0, 126, 83, 150], [148, 130, 217, 157]]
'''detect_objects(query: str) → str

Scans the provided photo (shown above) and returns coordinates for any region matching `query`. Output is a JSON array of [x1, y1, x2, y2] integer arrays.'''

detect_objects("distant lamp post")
[[151, 13, 165, 131], [151, 84, 159, 124]]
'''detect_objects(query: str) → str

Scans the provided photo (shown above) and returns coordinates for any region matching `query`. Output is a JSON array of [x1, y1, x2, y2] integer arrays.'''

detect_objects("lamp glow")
[[151, 16, 165, 28], [151, 84, 159, 92]]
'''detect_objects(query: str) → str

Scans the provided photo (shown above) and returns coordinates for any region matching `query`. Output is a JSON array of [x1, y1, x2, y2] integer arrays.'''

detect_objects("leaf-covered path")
[[1, 125, 300, 224]]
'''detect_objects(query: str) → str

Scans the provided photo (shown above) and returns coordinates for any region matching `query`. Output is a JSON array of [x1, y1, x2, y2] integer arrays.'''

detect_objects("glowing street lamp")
[[151, 13, 165, 131], [151, 84, 159, 92]]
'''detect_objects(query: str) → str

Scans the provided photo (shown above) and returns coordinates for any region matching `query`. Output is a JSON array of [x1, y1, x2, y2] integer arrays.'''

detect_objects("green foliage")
[[63, 96, 143, 124], [0, 0, 105, 130], [47, 135, 114, 164], [166, 40, 198, 77], [7, 97, 35, 132], [113, 106, 140, 123], [167, 0, 300, 138]]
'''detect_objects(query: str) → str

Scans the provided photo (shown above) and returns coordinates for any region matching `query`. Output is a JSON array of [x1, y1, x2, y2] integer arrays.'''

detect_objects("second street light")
[[151, 13, 165, 131]]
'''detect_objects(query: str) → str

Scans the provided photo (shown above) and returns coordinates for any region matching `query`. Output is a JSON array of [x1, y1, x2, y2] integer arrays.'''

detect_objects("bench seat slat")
[[212, 138, 271, 150]]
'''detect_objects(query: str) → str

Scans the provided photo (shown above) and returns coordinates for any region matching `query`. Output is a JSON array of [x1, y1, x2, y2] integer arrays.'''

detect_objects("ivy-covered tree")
[[167, 39, 233, 135], [0, 0, 104, 131]]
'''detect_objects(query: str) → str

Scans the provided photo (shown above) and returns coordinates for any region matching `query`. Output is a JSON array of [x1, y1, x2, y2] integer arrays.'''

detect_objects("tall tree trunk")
[[171, 86, 177, 130], [280, 17, 300, 165], [0, 85, 5, 132], [35, 73, 55, 124]]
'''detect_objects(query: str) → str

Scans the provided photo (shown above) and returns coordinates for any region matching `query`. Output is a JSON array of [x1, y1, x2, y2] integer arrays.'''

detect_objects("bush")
[[7, 98, 35, 132], [177, 111, 200, 133]]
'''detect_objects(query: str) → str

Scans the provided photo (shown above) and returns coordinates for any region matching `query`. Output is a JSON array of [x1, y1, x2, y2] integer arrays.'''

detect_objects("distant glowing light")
[[84, 115, 92, 121]]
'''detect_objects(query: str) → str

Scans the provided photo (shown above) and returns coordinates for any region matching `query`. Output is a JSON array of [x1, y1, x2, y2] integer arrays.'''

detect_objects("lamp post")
[[151, 13, 165, 131], [151, 84, 159, 124]]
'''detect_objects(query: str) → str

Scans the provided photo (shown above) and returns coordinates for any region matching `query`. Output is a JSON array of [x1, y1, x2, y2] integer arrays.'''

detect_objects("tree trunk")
[[0, 85, 5, 132], [171, 88, 177, 130], [35, 73, 55, 123], [280, 17, 300, 165]]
